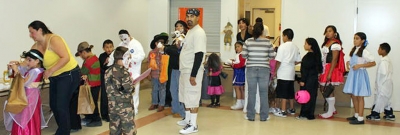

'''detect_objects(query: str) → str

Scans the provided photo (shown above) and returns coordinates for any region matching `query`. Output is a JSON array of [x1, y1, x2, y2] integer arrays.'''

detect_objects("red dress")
[[319, 39, 346, 86]]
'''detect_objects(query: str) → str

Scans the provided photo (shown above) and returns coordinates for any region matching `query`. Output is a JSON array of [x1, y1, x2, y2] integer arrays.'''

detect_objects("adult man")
[[255, 17, 270, 39], [107, 30, 145, 115], [177, 8, 207, 134]]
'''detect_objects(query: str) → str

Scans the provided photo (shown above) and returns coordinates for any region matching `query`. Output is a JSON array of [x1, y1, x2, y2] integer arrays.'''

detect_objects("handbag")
[[77, 81, 95, 114], [220, 71, 228, 79], [159, 54, 170, 83], [5, 73, 28, 114], [322, 81, 335, 98]]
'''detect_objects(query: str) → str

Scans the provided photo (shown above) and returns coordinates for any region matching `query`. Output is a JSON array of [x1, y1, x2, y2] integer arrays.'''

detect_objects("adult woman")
[[241, 22, 275, 121], [28, 20, 80, 135], [236, 18, 252, 42]]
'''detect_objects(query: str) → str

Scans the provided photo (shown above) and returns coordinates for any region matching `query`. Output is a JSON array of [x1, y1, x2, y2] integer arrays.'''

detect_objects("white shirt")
[[321, 43, 341, 64], [375, 56, 393, 97], [179, 24, 207, 73], [275, 41, 301, 80], [262, 24, 270, 38], [353, 47, 375, 64], [107, 38, 145, 78]]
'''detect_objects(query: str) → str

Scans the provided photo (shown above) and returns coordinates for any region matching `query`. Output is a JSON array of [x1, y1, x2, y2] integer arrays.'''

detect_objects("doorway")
[[252, 8, 276, 40]]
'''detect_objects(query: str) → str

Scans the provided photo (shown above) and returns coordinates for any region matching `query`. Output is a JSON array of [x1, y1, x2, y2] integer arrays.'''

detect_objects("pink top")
[[209, 66, 222, 76]]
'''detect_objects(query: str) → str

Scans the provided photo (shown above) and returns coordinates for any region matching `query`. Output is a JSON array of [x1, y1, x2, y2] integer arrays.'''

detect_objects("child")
[[366, 43, 395, 121], [75, 42, 102, 127], [274, 28, 301, 117], [99, 39, 114, 122], [105, 46, 136, 135], [147, 35, 166, 112], [343, 32, 376, 124], [318, 25, 346, 119], [4, 49, 46, 135], [229, 42, 246, 110], [297, 38, 323, 120], [206, 53, 225, 107]]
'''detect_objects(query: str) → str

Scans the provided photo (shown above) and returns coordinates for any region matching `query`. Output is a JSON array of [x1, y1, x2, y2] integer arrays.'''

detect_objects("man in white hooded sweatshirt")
[[107, 29, 145, 115]]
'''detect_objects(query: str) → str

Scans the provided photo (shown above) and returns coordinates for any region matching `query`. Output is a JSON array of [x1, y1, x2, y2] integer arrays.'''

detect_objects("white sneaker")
[[269, 108, 275, 113], [231, 102, 244, 110], [177, 119, 188, 126], [274, 111, 287, 118], [179, 124, 198, 134]]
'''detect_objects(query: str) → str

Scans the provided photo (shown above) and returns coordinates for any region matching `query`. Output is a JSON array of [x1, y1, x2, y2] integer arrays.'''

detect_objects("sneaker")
[[346, 116, 357, 121], [231, 102, 244, 110], [81, 118, 92, 126], [349, 119, 364, 125], [269, 108, 275, 113], [287, 108, 296, 115], [86, 120, 102, 127], [296, 116, 307, 120], [177, 119, 189, 126], [274, 108, 281, 114], [179, 124, 198, 134], [274, 111, 287, 117], [366, 114, 381, 121], [383, 115, 396, 121]]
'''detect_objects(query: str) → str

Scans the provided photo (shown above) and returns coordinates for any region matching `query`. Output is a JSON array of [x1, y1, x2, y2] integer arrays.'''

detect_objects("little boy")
[[99, 39, 114, 122], [274, 28, 301, 117], [366, 43, 395, 121], [147, 34, 167, 112], [75, 41, 102, 127], [105, 46, 136, 135]]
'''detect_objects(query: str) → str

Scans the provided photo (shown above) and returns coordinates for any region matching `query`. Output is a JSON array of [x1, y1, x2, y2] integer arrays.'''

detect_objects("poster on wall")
[[178, 7, 203, 27]]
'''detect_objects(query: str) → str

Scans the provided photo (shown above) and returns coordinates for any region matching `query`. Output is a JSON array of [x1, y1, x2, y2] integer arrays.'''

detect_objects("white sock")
[[241, 99, 245, 105], [354, 113, 359, 118], [236, 99, 240, 105], [327, 97, 335, 115], [185, 111, 191, 123], [357, 116, 364, 121], [191, 113, 198, 126]]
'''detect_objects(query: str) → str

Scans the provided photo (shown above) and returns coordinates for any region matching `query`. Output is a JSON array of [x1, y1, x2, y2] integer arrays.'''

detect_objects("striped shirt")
[[81, 55, 101, 87], [242, 37, 275, 68]]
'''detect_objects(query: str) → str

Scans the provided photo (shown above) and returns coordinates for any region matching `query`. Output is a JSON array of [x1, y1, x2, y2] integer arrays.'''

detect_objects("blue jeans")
[[151, 78, 166, 106], [49, 66, 80, 135], [246, 67, 270, 120], [170, 69, 185, 117]]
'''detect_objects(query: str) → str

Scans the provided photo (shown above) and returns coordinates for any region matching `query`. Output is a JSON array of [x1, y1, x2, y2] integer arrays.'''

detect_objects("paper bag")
[[77, 83, 95, 114], [5, 73, 28, 114]]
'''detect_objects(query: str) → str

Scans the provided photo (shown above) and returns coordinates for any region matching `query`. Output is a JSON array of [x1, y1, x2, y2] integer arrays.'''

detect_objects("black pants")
[[49, 66, 80, 135], [69, 87, 81, 130], [85, 86, 101, 121], [299, 77, 319, 119], [164, 67, 173, 106], [100, 73, 109, 119]]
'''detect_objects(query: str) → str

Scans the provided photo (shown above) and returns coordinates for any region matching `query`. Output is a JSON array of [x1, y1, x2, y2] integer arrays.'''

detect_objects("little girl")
[[207, 53, 225, 108], [230, 42, 246, 110], [298, 38, 323, 120], [343, 32, 376, 124], [4, 49, 46, 135]]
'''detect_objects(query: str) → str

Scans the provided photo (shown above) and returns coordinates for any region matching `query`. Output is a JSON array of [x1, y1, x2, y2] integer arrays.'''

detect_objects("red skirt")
[[11, 99, 41, 135], [319, 63, 344, 86]]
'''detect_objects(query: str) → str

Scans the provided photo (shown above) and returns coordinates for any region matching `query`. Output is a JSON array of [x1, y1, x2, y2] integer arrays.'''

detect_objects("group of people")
[[2, 7, 396, 135], [3, 20, 143, 134], [229, 18, 395, 126]]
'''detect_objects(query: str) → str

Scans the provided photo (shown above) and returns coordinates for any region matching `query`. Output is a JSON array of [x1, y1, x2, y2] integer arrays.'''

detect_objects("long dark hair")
[[253, 22, 264, 39], [350, 32, 367, 57], [175, 20, 189, 35], [28, 20, 53, 35], [207, 53, 221, 72], [322, 25, 342, 47], [305, 38, 323, 73]]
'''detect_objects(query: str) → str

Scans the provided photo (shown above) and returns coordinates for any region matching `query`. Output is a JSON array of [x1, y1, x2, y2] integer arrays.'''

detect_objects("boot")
[[157, 106, 165, 112], [148, 104, 158, 110]]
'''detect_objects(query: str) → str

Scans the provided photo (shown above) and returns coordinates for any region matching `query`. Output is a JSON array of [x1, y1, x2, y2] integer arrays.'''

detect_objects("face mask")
[[122, 51, 131, 68], [119, 34, 131, 45], [157, 42, 163, 48]]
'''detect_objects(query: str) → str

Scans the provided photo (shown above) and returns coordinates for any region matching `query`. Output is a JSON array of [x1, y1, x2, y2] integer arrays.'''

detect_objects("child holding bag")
[[298, 38, 323, 120], [4, 49, 46, 135]]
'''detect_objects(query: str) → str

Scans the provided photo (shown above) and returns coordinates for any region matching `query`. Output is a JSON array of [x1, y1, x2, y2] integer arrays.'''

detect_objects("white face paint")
[[119, 34, 131, 45], [157, 42, 163, 48], [122, 51, 131, 68]]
